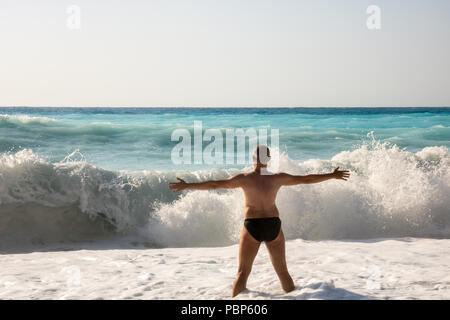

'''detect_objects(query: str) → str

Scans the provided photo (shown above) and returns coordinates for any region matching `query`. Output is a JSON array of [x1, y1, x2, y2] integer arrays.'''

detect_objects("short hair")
[[252, 145, 271, 165]]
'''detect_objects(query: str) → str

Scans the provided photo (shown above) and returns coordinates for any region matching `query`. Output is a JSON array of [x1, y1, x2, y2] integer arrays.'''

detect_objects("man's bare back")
[[234, 170, 281, 219], [168, 145, 350, 297]]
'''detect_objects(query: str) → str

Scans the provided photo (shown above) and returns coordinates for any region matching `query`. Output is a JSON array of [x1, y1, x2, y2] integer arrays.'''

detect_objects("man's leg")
[[265, 229, 295, 292], [232, 226, 260, 297]]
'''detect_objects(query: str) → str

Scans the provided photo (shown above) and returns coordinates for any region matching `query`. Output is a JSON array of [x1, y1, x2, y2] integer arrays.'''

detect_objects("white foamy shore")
[[1, 238, 449, 300]]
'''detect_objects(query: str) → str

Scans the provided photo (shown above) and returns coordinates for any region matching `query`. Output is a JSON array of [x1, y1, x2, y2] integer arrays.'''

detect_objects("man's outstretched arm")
[[276, 167, 350, 186], [168, 174, 244, 192]]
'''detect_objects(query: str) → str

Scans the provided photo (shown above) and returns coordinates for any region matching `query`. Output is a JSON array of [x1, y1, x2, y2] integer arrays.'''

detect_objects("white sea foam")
[[1, 238, 450, 299], [0, 114, 58, 125]]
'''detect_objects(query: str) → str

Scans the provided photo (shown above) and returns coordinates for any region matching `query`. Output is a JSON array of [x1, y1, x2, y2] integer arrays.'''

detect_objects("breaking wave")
[[1, 135, 449, 248]]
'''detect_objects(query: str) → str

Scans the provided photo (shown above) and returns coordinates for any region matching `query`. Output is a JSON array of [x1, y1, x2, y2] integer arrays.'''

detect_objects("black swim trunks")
[[244, 217, 281, 242]]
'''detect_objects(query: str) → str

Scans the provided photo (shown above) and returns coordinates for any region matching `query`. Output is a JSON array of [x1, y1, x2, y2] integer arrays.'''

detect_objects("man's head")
[[253, 145, 271, 166]]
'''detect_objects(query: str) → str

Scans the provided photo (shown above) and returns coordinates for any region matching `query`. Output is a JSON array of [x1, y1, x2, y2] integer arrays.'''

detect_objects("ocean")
[[1, 107, 449, 248]]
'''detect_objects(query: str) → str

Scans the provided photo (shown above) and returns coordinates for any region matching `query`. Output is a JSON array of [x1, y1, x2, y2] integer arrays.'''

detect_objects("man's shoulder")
[[230, 172, 248, 180], [239, 171, 286, 178]]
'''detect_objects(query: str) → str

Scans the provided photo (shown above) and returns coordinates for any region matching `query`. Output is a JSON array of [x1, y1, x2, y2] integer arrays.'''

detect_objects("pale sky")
[[1, 0, 449, 107]]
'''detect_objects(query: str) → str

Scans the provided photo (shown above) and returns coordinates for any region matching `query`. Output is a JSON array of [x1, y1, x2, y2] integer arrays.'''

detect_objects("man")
[[169, 145, 350, 297]]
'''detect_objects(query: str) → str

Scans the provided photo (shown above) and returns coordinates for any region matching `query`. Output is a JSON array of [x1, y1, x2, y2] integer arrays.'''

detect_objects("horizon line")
[[1, 105, 450, 109]]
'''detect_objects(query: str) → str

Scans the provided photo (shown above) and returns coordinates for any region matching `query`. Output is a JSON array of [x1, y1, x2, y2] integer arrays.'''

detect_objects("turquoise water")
[[1, 107, 449, 171]]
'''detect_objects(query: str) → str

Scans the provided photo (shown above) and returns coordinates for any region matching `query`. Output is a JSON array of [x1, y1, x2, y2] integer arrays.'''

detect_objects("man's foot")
[[232, 286, 247, 298], [283, 284, 296, 293]]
